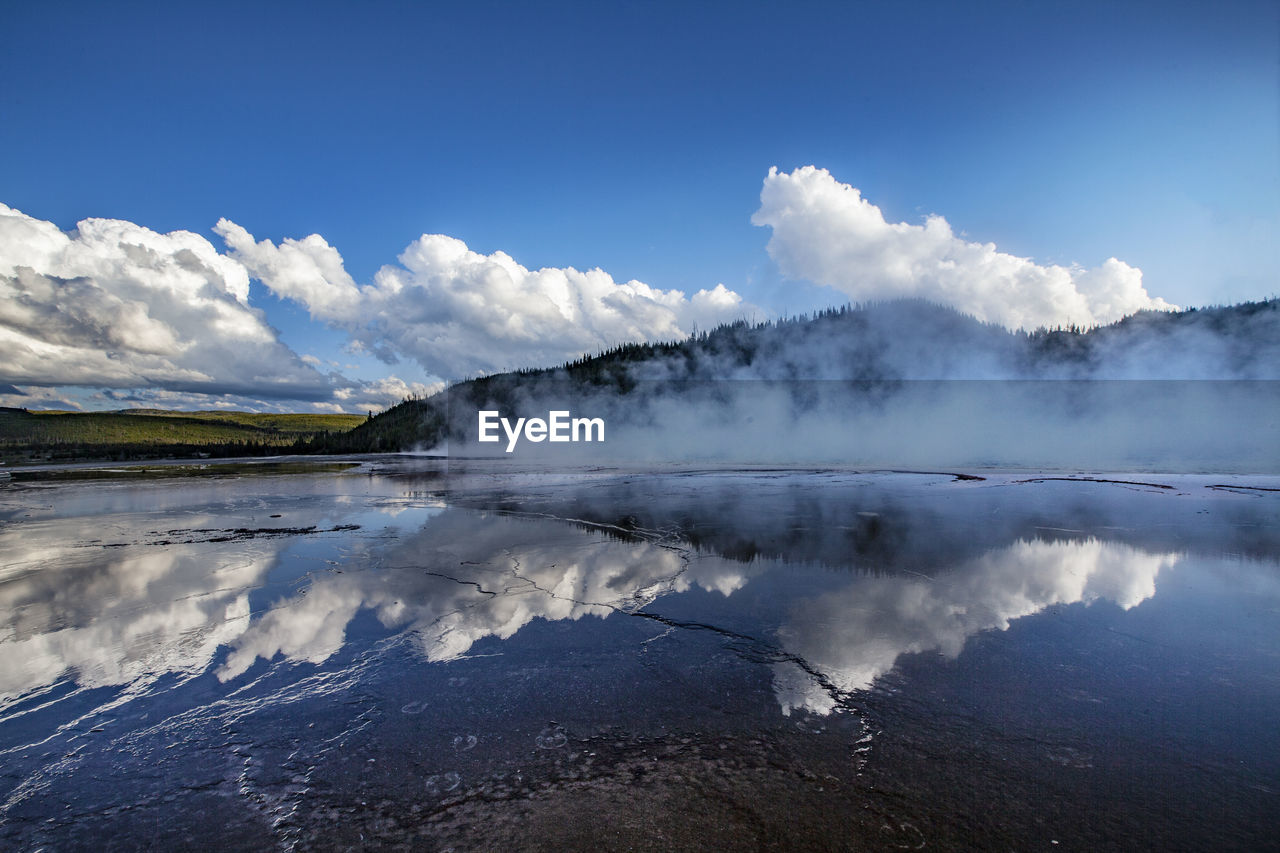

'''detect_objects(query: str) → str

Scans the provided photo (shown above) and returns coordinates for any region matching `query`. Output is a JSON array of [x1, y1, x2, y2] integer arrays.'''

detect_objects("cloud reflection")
[[772, 538, 1180, 715], [0, 495, 1186, 729], [216, 511, 746, 680], [0, 518, 275, 705]]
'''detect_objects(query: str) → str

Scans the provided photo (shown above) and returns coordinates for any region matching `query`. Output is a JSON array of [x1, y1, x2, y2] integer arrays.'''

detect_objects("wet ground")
[[1, 458, 1278, 850]]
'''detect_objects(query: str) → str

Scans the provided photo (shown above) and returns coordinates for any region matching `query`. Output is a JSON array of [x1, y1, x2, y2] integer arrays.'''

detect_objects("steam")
[[430, 248, 1278, 471]]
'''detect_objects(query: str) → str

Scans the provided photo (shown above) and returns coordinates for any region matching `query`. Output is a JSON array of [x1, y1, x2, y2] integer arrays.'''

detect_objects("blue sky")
[[1, 0, 1276, 412]]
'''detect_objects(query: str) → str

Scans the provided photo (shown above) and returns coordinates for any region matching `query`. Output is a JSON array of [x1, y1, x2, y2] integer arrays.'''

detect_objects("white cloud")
[[0, 204, 322, 396], [0, 384, 436, 415], [217, 223, 754, 378], [213, 219, 360, 318], [333, 376, 443, 412], [0, 385, 82, 411], [0, 205, 425, 412], [752, 166, 1177, 329], [6, 200, 729, 410]]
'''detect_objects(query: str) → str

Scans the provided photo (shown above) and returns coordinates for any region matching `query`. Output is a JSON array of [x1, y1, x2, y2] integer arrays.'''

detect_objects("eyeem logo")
[[478, 410, 605, 453]]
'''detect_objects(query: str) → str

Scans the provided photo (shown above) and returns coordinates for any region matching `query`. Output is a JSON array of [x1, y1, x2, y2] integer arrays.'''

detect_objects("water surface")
[[1, 459, 1277, 850]]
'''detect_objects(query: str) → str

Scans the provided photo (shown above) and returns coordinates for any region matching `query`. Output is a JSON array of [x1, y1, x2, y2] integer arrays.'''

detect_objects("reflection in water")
[[0, 465, 1277, 850], [0, 518, 275, 706], [0, 505, 750, 702], [217, 511, 746, 679], [0, 489, 441, 709], [0, 498, 1190, 721], [772, 538, 1180, 715]]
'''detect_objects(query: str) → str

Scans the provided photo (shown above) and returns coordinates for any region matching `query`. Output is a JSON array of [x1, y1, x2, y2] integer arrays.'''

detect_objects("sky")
[[1, 0, 1276, 413]]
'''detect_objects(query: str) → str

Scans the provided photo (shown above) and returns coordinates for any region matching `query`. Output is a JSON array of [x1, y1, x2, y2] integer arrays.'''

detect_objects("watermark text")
[[478, 410, 605, 453]]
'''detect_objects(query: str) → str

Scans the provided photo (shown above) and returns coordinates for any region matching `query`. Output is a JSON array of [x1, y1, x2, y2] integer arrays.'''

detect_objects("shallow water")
[[1, 458, 1278, 850]]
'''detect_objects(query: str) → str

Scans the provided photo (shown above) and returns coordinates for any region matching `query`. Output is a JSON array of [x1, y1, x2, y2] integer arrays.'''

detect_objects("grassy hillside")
[[0, 408, 365, 463], [116, 409, 367, 433]]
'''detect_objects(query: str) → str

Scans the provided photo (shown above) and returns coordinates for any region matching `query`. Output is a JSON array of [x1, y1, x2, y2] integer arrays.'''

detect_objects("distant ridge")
[[6, 299, 1272, 460], [0, 409, 364, 463], [334, 298, 1279, 453]]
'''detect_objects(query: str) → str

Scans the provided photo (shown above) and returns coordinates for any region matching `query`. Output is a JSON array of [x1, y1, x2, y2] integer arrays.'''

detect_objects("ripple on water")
[[880, 821, 926, 850], [535, 725, 567, 749], [424, 771, 462, 796]]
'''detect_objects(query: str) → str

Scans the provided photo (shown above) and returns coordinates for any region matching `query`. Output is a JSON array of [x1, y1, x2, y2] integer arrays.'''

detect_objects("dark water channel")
[[1, 459, 1277, 850]]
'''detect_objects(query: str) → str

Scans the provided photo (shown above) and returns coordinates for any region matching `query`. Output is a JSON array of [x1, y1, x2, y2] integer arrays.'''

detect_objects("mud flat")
[[1, 459, 1277, 850]]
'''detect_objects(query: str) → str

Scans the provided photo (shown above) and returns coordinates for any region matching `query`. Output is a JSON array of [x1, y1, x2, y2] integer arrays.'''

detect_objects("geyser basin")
[[0, 459, 1277, 850]]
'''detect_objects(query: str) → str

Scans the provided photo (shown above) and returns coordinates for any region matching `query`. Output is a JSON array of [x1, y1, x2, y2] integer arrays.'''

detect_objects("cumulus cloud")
[[0, 205, 425, 411], [0, 385, 82, 411], [217, 221, 753, 378], [2, 201, 743, 408], [333, 376, 444, 412], [752, 166, 1176, 329]]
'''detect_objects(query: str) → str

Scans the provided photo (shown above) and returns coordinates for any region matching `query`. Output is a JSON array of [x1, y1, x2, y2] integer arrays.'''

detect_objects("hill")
[[0, 408, 365, 463], [6, 298, 1274, 463], [332, 297, 1280, 454]]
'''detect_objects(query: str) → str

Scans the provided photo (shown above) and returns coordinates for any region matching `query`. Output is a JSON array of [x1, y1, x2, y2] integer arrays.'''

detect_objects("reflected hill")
[[434, 468, 1280, 570]]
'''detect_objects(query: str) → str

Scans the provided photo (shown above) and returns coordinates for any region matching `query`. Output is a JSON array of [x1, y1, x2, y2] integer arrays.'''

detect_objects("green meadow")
[[0, 408, 365, 463]]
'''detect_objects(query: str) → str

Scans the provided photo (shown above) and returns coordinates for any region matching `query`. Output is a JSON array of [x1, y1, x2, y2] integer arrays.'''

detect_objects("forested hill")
[[546, 297, 1279, 383], [6, 299, 1271, 460], [335, 297, 1280, 453]]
